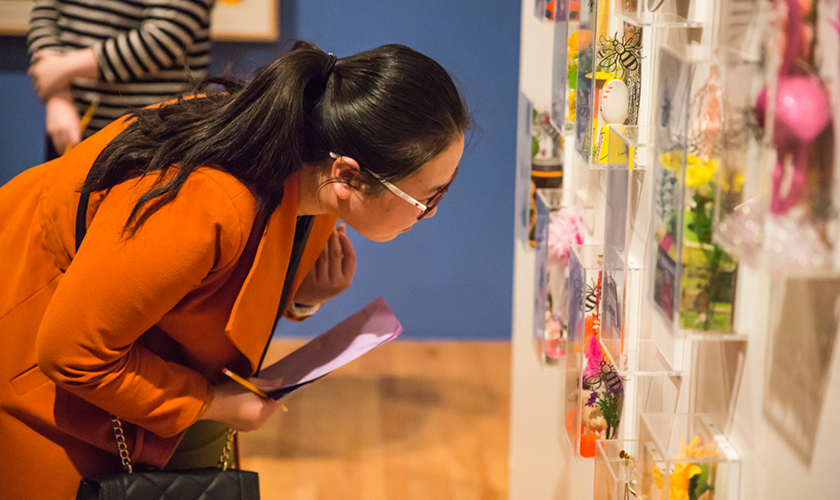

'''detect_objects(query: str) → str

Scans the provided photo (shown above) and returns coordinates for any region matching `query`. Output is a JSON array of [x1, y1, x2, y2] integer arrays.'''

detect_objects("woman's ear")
[[331, 155, 362, 200]]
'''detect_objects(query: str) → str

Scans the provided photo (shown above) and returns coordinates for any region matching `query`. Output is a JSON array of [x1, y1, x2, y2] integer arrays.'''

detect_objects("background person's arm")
[[94, 0, 213, 84], [27, 0, 63, 59], [27, 0, 213, 100]]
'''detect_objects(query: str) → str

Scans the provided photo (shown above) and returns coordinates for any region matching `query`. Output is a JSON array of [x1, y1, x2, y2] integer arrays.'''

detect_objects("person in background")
[[0, 41, 469, 500], [27, 0, 214, 159]]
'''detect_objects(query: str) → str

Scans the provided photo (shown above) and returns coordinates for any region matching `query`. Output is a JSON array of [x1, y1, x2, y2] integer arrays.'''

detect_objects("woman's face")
[[343, 135, 465, 242]]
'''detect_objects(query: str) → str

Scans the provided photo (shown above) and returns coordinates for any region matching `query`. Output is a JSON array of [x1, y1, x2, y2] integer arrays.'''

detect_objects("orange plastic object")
[[565, 408, 578, 437], [545, 0, 556, 20], [580, 432, 599, 458]]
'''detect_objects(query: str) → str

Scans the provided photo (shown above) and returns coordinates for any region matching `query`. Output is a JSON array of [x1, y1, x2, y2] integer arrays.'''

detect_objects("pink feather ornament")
[[548, 207, 585, 266], [584, 331, 604, 378]]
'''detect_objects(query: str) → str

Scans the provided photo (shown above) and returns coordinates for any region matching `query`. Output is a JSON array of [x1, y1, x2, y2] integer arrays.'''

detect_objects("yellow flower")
[[658, 152, 720, 188], [720, 172, 745, 193], [568, 30, 592, 51], [659, 151, 684, 172], [685, 154, 718, 188], [653, 466, 665, 489], [678, 434, 719, 460], [652, 434, 719, 500], [668, 463, 703, 500]]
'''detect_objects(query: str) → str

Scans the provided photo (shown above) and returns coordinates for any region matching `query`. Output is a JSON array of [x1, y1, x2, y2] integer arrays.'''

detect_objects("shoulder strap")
[[255, 215, 313, 374], [75, 190, 90, 253]]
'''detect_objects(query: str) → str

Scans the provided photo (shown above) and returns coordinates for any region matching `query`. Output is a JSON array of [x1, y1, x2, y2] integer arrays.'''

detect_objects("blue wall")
[[0, 1, 520, 340]]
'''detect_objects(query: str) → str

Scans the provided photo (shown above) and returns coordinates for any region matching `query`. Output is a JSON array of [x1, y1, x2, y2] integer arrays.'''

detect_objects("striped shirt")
[[28, 0, 213, 137]]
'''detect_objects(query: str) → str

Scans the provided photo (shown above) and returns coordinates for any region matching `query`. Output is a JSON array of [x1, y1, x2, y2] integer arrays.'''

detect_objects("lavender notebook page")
[[261, 296, 403, 399]]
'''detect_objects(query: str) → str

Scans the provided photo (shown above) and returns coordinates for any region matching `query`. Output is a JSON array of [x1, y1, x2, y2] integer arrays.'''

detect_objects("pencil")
[[78, 99, 98, 133], [63, 99, 99, 155], [221, 368, 269, 399]]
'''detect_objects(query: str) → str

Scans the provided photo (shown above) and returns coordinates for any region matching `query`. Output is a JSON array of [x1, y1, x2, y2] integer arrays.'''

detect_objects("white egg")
[[599, 79, 629, 125]]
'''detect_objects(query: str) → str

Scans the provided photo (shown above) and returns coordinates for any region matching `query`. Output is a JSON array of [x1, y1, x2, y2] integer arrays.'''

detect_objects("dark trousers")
[[164, 420, 231, 469], [45, 135, 61, 163]]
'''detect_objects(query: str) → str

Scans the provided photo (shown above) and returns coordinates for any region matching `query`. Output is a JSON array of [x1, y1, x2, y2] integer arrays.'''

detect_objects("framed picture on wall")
[[0, 0, 279, 41], [211, 0, 279, 41], [0, 0, 30, 35]]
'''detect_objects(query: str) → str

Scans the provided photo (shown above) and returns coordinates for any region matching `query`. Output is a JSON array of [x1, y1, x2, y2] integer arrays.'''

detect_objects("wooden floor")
[[239, 340, 511, 500]]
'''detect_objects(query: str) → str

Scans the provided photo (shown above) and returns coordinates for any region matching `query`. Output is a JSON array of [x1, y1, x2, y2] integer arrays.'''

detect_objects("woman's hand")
[[201, 377, 286, 432], [293, 224, 356, 307], [45, 89, 81, 154]]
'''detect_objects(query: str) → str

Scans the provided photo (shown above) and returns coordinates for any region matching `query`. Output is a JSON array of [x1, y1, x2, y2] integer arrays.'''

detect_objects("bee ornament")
[[584, 360, 624, 394], [597, 29, 642, 79]]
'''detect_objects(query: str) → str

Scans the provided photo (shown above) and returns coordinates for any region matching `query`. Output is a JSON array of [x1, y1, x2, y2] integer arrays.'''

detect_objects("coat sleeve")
[[36, 171, 251, 438]]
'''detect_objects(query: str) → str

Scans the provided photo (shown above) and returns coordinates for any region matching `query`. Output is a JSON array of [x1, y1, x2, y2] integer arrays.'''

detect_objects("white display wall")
[[509, 0, 840, 499]]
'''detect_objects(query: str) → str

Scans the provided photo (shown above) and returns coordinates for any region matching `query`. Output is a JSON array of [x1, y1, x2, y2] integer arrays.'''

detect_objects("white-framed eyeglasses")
[[329, 152, 456, 220]]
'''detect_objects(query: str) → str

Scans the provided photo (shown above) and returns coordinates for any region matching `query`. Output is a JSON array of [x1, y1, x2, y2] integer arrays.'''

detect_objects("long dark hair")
[[83, 41, 470, 232]]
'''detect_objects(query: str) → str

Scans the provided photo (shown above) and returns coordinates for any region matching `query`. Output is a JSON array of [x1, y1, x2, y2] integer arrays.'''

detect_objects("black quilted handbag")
[[75, 467, 260, 500], [75, 416, 260, 500]]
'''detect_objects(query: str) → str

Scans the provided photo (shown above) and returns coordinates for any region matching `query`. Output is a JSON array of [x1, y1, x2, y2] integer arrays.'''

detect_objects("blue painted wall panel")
[[0, 36, 44, 186], [0, 1, 520, 340]]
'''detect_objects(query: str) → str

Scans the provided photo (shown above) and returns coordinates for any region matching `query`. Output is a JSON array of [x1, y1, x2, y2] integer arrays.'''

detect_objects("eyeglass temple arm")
[[329, 153, 428, 211], [368, 172, 428, 211]]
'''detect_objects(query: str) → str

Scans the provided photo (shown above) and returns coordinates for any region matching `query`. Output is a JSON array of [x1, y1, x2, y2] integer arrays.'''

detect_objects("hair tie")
[[322, 53, 337, 79]]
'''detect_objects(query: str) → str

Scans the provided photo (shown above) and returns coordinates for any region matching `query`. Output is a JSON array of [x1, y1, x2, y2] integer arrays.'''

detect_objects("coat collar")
[[225, 175, 337, 372]]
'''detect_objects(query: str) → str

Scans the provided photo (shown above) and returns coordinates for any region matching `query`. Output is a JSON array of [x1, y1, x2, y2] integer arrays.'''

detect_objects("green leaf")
[[692, 465, 713, 500]]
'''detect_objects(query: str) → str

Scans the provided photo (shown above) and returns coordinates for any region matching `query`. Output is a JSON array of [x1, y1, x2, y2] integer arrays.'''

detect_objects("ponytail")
[[83, 41, 469, 234], [84, 41, 335, 232]]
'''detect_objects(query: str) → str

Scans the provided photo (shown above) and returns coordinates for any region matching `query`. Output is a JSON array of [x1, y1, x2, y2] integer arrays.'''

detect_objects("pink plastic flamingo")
[[755, 0, 832, 214]]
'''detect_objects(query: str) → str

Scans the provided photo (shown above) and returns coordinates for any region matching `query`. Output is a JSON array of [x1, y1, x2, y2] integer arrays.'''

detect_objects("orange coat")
[[0, 117, 336, 500]]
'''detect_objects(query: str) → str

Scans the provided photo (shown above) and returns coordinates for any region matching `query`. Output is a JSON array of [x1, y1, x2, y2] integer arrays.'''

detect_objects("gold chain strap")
[[110, 415, 133, 474], [110, 415, 235, 473], [219, 429, 236, 470]]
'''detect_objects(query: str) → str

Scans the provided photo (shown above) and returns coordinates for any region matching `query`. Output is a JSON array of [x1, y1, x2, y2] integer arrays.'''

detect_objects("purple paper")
[[260, 297, 402, 398]]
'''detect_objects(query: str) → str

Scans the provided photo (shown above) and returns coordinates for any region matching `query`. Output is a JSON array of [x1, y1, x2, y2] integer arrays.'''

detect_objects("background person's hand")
[[201, 377, 287, 432], [29, 50, 71, 102], [293, 224, 356, 307], [29, 48, 98, 102], [45, 90, 81, 154]]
